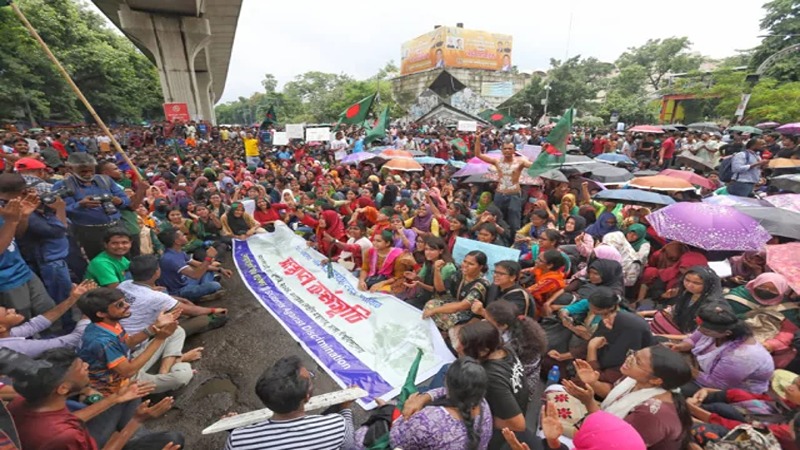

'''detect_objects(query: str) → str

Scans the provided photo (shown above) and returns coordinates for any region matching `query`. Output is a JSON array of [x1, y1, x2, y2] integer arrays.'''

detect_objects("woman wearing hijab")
[[297, 209, 347, 257], [406, 204, 440, 237], [221, 202, 263, 240], [475, 191, 492, 215], [585, 212, 618, 241], [642, 265, 723, 338], [638, 243, 705, 306], [601, 231, 643, 288], [624, 224, 651, 264], [727, 251, 767, 286], [561, 215, 586, 245], [553, 193, 579, 229], [725, 273, 799, 368]]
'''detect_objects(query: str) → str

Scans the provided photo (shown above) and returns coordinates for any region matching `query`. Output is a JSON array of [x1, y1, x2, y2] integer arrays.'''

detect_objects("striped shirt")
[[225, 409, 355, 450]]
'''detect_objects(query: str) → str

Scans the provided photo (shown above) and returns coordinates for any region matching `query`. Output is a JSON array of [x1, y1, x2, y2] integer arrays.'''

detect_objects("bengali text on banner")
[[232, 223, 454, 409]]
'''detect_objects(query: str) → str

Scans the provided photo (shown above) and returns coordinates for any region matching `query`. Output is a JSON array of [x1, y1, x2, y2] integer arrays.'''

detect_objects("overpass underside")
[[93, 0, 242, 124]]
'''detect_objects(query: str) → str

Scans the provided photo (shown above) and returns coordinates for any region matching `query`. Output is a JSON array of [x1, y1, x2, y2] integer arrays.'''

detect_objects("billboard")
[[400, 27, 513, 75], [163, 103, 190, 122]]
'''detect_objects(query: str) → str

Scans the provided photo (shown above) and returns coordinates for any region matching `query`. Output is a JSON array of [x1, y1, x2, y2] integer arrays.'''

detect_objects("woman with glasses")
[[666, 302, 774, 396], [562, 344, 693, 450], [473, 261, 532, 319]]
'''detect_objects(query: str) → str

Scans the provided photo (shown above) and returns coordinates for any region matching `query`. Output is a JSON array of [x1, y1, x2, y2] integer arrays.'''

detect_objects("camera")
[[92, 193, 118, 215], [40, 186, 74, 205]]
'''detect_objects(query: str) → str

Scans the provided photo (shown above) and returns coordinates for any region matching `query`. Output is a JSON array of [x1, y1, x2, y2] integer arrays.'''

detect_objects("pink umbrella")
[[628, 125, 665, 134], [767, 243, 800, 294], [764, 194, 800, 213], [776, 123, 800, 135], [453, 162, 491, 177], [659, 169, 715, 190], [756, 121, 781, 129]]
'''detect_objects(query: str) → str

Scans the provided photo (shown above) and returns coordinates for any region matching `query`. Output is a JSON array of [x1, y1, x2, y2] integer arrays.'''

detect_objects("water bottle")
[[546, 365, 561, 386]]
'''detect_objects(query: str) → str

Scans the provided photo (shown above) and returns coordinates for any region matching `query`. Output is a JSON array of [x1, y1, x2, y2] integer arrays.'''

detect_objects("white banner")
[[273, 132, 289, 146], [735, 93, 751, 118], [305, 127, 331, 141], [457, 120, 478, 132], [233, 224, 454, 409], [286, 124, 305, 139]]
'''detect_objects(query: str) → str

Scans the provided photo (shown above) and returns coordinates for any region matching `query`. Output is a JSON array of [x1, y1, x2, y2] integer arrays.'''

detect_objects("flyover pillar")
[[118, 5, 215, 123]]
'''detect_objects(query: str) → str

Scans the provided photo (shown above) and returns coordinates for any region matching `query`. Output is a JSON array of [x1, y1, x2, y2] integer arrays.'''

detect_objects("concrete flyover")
[[92, 0, 243, 124]]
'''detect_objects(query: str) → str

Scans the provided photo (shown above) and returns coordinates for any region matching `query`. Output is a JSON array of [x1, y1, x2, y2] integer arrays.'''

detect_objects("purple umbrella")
[[341, 152, 376, 165], [776, 123, 800, 136], [702, 195, 772, 208], [764, 194, 800, 213], [648, 203, 772, 251], [452, 162, 490, 178], [756, 121, 781, 129]]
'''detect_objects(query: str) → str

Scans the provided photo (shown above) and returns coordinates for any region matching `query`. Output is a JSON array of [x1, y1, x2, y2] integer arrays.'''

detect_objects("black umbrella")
[[732, 206, 800, 240], [771, 174, 800, 193], [563, 162, 633, 184], [677, 153, 716, 173], [539, 169, 568, 183], [688, 122, 721, 133]]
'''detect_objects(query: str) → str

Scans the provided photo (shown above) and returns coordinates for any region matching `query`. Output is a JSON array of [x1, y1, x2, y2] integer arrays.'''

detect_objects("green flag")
[[478, 109, 513, 128], [337, 93, 376, 126], [528, 108, 572, 177], [364, 106, 389, 145], [260, 105, 277, 127], [366, 349, 423, 450], [450, 137, 467, 156]]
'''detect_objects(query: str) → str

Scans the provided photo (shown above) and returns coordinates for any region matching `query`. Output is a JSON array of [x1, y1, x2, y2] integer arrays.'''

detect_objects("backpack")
[[706, 424, 780, 450], [719, 152, 753, 183], [725, 294, 800, 367]]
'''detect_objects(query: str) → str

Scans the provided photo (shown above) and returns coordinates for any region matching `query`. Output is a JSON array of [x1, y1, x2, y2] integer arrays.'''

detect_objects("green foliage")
[[750, 0, 800, 82], [674, 69, 800, 123], [617, 37, 703, 91], [215, 66, 404, 125], [0, 0, 162, 124]]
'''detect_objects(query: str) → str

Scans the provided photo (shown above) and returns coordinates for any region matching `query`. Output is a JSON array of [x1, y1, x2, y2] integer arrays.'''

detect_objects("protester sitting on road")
[[225, 355, 355, 450], [562, 345, 693, 450], [84, 227, 133, 288], [403, 236, 457, 310], [372, 357, 493, 450], [221, 202, 263, 240], [329, 222, 372, 273], [121, 254, 228, 337], [157, 228, 227, 302], [668, 301, 774, 396], [423, 250, 490, 334], [7, 348, 183, 450], [77, 287, 184, 396], [475, 260, 533, 319], [0, 280, 94, 357]]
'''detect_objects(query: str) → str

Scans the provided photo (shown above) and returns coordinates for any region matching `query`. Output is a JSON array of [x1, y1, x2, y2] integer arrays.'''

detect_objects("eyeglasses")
[[112, 299, 128, 309], [626, 349, 653, 375]]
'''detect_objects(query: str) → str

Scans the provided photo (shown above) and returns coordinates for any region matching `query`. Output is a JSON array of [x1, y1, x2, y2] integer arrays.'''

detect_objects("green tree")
[[0, 0, 162, 124], [617, 37, 704, 91], [749, 0, 800, 82]]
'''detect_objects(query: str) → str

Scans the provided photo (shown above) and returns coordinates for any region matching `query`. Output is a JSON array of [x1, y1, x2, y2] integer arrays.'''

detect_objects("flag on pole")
[[450, 137, 468, 156], [478, 109, 513, 128], [170, 139, 185, 165], [337, 93, 376, 126], [528, 107, 572, 177], [365, 349, 423, 450], [365, 106, 389, 145], [260, 105, 277, 127]]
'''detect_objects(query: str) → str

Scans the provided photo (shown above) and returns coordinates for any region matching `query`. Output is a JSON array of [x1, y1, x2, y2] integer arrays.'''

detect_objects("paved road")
[[149, 252, 366, 449]]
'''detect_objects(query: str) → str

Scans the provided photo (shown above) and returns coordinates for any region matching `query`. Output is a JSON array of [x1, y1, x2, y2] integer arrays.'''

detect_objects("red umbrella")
[[659, 169, 715, 190], [628, 125, 664, 134]]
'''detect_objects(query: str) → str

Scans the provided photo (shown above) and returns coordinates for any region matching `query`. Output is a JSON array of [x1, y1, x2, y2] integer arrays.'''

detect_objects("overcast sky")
[[89, 0, 768, 104]]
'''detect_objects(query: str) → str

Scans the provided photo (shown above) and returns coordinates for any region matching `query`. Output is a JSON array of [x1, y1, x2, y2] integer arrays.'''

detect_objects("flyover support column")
[[118, 5, 213, 121], [196, 71, 217, 125]]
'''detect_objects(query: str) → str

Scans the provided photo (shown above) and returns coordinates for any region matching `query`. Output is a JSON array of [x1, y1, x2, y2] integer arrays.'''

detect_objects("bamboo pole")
[[9, 1, 139, 180]]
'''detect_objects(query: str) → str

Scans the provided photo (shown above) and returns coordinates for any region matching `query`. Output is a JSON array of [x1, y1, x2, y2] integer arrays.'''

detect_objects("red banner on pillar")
[[163, 103, 190, 122]]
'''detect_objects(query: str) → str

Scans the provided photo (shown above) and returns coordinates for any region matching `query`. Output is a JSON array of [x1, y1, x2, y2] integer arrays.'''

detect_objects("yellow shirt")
[[244, 138, 260, 157], [220, 129, 230, 141]]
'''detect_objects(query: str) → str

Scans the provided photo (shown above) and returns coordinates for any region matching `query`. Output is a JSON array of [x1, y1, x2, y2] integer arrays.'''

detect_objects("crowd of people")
[[0, 117, 799, 450]]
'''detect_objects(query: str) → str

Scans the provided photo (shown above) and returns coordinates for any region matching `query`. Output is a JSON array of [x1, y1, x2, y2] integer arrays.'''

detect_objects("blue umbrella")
[[595, 153, 634, 165], [414, 156, 447, 165], [593, 188, 676, 206]]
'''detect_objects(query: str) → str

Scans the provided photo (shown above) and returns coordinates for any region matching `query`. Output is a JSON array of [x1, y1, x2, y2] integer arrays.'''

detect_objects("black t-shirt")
[[483, 351, 529, 420], [486, 284, 533, 318], [594, 310, 654, 370]]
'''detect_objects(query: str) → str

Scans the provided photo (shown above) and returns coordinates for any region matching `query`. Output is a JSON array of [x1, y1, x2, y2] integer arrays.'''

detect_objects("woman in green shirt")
[[403, 236, 457, 310]]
